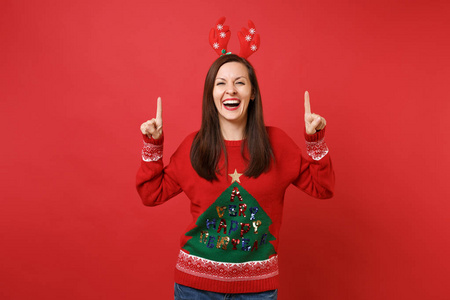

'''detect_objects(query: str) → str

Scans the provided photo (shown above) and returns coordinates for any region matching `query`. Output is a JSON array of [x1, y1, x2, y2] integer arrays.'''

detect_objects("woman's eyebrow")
[[215, 76, 248, 81]]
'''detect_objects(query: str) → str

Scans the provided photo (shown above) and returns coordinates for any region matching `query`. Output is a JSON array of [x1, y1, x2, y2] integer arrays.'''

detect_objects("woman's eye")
[[216, 82, 225, 85], [236, 82, 245, 85]]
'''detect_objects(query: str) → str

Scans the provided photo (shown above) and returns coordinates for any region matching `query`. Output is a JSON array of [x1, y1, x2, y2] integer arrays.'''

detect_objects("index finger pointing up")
[[304, 91, 311, 114], [156, 97, 162, 120]]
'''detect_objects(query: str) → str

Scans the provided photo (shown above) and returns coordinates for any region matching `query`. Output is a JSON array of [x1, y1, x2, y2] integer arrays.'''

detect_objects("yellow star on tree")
[[228, 169, 243, 183]]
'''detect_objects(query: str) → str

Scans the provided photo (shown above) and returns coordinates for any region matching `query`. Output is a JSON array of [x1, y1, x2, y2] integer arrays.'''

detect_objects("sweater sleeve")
[[292, 127, 335, 199], [136, 133, 183, 206]]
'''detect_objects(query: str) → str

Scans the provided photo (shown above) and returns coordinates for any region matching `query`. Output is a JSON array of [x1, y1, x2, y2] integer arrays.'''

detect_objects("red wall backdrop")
[[1, 0, 449, 299]]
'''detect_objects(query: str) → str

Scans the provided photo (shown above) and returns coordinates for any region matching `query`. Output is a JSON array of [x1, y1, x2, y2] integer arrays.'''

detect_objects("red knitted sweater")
[[136, 126, 334, 293]]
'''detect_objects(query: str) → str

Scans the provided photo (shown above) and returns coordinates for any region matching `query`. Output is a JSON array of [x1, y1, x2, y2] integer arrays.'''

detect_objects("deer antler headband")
[[209, 17, 260, 59]]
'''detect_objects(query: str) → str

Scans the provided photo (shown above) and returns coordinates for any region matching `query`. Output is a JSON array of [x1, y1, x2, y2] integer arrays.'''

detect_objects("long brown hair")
[[190, 54, 273, 181]]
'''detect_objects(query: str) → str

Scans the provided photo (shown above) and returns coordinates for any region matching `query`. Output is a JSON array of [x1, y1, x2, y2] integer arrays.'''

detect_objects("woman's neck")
[[219, 119, 247, 141]]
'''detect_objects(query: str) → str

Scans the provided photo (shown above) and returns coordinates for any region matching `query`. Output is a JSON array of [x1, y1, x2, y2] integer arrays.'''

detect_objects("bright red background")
[[1, 0, 449, 299]]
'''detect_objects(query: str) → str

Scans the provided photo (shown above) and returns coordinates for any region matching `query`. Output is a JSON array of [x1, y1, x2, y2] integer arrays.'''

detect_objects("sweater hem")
[[174, 250, 280, 293], [175, 268, 279, 294]]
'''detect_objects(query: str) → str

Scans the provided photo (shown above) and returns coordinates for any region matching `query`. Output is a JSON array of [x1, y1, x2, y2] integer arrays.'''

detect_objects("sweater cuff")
[[142, 133, 164, 162], [143, 132, 164, 145], [304, 127, 328, 161], [304, 126, 326, 142]]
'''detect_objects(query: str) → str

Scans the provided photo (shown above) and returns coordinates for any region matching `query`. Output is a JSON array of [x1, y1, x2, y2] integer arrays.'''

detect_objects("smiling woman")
[[191, 54, 272, 181], [136, 19, 334, 300], [213, 61, 254, 134]]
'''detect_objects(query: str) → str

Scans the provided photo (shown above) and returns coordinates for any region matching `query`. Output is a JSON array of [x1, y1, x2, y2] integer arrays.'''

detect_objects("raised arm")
[[293, 91, 334, 198], [136, 97, 182, 206]]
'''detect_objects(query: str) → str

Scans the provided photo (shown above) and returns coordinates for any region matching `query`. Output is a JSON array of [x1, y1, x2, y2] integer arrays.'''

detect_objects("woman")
[[137, 54, 334, 299]]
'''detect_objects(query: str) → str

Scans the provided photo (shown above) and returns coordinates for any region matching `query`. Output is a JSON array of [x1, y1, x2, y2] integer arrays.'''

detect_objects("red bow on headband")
[[209, 17, 261, 59]]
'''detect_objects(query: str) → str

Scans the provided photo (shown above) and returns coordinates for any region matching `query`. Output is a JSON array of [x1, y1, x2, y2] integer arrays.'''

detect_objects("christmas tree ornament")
[[228, 169, 243, 183]]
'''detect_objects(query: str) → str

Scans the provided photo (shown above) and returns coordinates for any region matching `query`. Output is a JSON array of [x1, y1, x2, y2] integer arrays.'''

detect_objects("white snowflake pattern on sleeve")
[[142, 141, 163, 162], [306, 138, 329, 161]]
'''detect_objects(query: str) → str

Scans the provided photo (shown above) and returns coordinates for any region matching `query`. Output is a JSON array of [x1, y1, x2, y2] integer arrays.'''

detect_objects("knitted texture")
[[136, 127, 334, 293], [141, 134, 164, 162]]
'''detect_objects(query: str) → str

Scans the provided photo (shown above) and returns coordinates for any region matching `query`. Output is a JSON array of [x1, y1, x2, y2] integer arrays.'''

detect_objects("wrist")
[[143, 132, 164, 145], [304, 126, 326, 142]]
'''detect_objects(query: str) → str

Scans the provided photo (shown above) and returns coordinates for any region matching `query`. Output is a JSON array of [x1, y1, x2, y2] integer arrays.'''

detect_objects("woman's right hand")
[[140, 97, 163, 139]]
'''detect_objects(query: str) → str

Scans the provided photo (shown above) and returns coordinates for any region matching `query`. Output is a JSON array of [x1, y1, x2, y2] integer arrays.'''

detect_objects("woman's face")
[[213, 62, 254, 128]]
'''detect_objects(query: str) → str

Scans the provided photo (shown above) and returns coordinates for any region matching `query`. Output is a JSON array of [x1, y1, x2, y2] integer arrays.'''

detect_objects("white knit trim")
[[175, 250, 279, 282], [142, 141, 163, 162], [306, 138, 329, 161]]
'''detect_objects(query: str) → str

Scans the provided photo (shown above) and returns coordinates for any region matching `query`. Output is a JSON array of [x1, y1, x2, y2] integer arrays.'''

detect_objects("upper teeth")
[[223, 100, 240, 105]]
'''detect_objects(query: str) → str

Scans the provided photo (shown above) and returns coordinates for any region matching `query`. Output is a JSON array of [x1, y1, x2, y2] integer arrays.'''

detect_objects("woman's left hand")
[[304, 91, 327, 135]]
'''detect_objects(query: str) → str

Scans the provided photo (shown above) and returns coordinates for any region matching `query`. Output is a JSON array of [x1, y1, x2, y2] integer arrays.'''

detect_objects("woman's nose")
[[226, 84, 237, 95]]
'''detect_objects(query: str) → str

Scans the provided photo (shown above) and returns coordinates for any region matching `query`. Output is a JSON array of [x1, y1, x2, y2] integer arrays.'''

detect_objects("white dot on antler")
[[245, 35, 252, 41], [220, 32, 226, 38], [217, 24, 223, 30], [249, 28, 256, 34], [251, 45, 257, 51]]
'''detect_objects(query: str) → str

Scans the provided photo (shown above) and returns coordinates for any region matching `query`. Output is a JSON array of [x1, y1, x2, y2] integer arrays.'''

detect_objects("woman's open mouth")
[[223, 98, 241, 111]]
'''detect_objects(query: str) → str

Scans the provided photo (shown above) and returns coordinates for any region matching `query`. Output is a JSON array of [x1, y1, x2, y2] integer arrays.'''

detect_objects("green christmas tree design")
[[183, 181, 276, 263]]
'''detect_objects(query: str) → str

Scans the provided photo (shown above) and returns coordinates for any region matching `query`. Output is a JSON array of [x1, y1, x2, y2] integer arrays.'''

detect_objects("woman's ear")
[[251, 89, 255, 101]]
